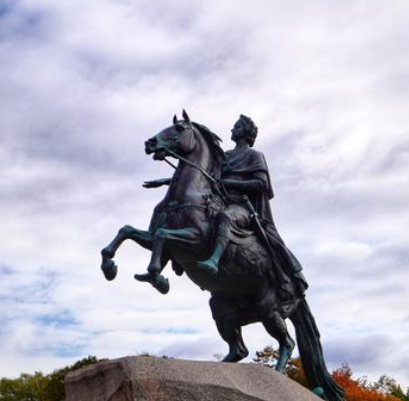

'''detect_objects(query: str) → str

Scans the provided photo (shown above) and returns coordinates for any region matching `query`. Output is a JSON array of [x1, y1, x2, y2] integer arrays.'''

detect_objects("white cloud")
[[0, 0, 408, 388]]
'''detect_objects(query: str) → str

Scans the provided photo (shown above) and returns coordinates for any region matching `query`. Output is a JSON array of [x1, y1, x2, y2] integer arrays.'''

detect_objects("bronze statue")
[[101, 111, 344, 401]]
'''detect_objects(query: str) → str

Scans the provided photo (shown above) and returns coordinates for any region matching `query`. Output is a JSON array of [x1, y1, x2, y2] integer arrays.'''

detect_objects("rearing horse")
[[101, 112, 344, 401]]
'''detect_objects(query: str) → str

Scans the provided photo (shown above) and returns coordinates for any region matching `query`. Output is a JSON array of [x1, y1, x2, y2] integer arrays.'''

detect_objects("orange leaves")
[[254, 346, 408, 401], [332, 365, 402, 401]]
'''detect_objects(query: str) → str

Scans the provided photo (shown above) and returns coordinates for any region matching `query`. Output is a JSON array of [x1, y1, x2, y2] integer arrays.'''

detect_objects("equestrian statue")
[[100, 111, 344, 401]]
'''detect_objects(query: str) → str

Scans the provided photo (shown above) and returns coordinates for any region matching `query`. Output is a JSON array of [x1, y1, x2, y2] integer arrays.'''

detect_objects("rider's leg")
[[197, 236, 229, 275], [198, 205, 249, 274]]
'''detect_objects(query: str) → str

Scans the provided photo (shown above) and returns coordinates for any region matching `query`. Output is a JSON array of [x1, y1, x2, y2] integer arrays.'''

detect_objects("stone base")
[[65, 356, 321, 401]]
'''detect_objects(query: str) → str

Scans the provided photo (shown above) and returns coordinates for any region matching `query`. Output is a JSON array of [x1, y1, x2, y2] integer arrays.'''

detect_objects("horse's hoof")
[[135, 273, 169, 294], [134, 273, 152, 283], [152, 275, 169, 295], [101, 258, 117, 281], [312, 387, 326, 399], [222, 347, 249, 363]]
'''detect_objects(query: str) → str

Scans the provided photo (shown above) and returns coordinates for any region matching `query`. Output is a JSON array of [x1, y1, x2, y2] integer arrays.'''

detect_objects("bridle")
[[158, 124, 229, 203], [164, 147, 218, 186]]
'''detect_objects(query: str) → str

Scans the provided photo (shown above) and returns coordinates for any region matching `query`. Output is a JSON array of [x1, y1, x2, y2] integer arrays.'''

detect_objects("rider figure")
[[197, 115, 269, 273], [197, 115, 308, 296], [144, 115, 308, 296]]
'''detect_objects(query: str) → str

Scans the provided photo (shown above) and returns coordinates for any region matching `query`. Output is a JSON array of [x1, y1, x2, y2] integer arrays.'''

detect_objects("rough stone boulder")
[[65, 356, 321, 401]]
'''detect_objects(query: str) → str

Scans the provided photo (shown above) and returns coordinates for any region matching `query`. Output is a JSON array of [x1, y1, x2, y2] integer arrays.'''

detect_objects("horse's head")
[[145, 110, 197, 160]]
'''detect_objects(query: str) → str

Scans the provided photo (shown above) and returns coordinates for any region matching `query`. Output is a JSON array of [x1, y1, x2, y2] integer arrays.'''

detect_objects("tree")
[[371, 375, 409, 401], [331, 363, 404, 401], [0, 372, 47, 401], [0, 356, 105, 401], [253, 345, 308, 388], [254, 346, 408, 401]]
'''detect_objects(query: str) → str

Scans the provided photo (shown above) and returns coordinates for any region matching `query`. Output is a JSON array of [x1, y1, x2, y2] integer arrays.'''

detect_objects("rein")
[[164, 147, 217, 184], [163, 146, 229, 203]]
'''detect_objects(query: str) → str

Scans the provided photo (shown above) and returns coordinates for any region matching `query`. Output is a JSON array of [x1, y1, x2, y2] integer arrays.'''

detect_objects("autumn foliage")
[[254, 346, 409, 401], [1, 351, 408, 401], [332, 364, 405, 401]]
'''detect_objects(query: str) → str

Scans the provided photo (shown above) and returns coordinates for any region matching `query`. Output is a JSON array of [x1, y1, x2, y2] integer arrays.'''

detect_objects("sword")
[[242, 195, 292, 301]]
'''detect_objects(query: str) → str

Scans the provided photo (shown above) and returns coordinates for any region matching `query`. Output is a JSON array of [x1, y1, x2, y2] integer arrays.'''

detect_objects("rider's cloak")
[[223, 147, 308, 294], [224, 147, 274, 223]]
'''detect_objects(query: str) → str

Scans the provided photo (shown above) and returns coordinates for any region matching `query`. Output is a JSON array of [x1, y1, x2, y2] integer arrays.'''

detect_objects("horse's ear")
[[182, 109, 191, 125], [173, 114, 178, 125]]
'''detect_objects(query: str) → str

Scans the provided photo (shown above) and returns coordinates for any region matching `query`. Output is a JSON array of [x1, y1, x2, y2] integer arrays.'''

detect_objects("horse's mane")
[[192, 122, 227, 179]]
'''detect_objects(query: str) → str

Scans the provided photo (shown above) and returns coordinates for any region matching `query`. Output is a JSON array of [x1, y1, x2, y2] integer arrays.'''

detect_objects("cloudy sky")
[[1, 0, 409, 386]]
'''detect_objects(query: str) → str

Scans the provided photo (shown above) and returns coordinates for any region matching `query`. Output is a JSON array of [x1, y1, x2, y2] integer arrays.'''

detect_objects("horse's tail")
[[290, 298, 345, 401]]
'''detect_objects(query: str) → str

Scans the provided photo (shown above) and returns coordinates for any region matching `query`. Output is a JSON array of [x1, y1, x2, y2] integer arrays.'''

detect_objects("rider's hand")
[[143, 178, 170, 188], [221, 178, 236, 188], [143, 180, 162, 188]]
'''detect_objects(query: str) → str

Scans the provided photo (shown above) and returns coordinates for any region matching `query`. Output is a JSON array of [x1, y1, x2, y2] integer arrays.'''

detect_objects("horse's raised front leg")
[[134, 227, 200, 295], [101, 225, 153, 281], [147, 227, 200, 275], [134, 252, 171, 295]]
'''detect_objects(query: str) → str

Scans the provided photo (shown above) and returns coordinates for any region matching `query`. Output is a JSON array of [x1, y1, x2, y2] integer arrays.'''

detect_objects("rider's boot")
[[197, 238, 228, 275]]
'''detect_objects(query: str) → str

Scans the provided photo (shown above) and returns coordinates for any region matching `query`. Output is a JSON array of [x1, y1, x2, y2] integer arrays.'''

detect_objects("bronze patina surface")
[[101, 111, 344, 401]]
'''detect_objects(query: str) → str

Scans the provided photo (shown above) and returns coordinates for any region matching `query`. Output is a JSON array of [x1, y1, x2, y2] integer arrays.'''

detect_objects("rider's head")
[[231, 115, 258, 147]]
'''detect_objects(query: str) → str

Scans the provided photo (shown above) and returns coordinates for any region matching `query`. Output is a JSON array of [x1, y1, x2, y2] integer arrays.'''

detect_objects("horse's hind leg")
[[261, 311, 295, 373], [209, 296, 249, 363], [217, 319, 249, 363]]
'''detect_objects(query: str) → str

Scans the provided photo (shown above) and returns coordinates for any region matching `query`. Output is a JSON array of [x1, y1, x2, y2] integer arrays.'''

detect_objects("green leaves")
[[0, 356, 105, 401]]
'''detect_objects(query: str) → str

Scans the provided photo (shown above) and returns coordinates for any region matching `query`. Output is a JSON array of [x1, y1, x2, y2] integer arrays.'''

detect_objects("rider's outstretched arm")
[[143, 178, 172, 189]]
